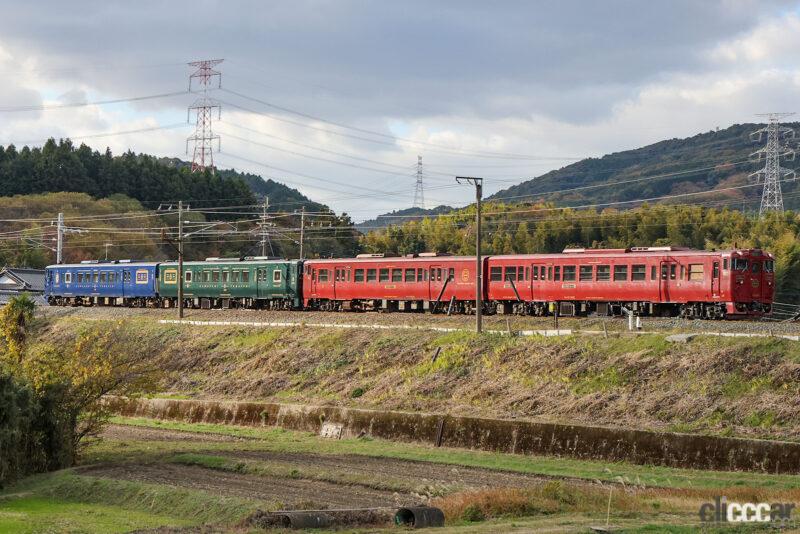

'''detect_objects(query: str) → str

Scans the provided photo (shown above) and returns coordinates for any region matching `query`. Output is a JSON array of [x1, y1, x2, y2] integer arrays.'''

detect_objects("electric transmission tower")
[[750, 112, 796, 216], [187, 59, 223, 173], [413, 155, 425, 209]]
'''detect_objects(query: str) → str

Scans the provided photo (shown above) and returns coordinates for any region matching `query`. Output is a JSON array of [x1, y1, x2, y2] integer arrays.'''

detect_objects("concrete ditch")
[[107, 396, 800, 474]]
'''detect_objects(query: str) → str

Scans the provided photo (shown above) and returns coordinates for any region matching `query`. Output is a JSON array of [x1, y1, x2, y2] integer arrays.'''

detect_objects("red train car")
[[485, 247, 774, 319], [302, 253, 476, 312]]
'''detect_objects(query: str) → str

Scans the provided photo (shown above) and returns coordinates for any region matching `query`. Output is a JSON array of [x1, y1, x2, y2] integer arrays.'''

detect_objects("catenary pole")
[[456, 177, 484, 333]]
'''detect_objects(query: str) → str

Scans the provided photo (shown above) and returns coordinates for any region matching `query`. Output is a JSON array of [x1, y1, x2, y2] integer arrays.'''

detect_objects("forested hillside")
[[355, 205, 454, 232], [0, 139, 255, 208], [488, 123, 800, 210]]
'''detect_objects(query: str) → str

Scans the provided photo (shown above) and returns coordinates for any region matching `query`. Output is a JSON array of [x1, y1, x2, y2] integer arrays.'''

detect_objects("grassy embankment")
[[39, 313, 800, 440]]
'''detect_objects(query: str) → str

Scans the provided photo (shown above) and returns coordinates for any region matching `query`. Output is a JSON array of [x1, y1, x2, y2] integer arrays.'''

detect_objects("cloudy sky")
[[0, 0, 798, 220]]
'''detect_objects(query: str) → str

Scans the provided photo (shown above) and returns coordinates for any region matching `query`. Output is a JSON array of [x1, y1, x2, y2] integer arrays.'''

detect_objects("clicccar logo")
[[699, 496, 795, 523]]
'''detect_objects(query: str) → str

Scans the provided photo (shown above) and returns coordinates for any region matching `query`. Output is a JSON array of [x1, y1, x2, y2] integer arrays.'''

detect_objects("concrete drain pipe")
[[394, 506, 446, 528]]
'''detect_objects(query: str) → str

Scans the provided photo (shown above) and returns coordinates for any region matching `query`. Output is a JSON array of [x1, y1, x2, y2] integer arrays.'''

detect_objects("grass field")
[[1, 417, 797, 533]]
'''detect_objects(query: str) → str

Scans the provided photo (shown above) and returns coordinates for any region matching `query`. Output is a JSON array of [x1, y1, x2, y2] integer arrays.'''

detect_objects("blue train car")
[[45, 261, 160, 307]]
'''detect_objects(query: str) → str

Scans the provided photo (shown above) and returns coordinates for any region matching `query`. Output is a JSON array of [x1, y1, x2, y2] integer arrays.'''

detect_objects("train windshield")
[[764, 260, 775, 273], [733, 258, 749, 271]]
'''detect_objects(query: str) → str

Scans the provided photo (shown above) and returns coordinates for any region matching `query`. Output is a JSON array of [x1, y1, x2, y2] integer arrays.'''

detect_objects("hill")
[[355, 205, 454, 232], [488, 123, 800, 210]]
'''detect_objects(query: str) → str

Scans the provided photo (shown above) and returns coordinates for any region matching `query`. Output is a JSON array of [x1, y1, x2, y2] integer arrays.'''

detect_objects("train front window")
[[733, 258, 749, 271], [490, 266, 502, 281], [751, 262, 761, 274], [764, 260, 775, 272]]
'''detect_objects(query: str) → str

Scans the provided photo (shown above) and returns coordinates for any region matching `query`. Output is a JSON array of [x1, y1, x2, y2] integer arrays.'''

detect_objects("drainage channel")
[[108, 396, 800, 474]]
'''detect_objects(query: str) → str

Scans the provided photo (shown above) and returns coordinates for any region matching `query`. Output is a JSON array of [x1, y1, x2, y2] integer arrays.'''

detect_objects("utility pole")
[[413, 155, 425, 209], [456, 176, 484, 333], [750, 113, 796, 216], [299, 206, 306, 260], [178, 201, 184, 319], [187, 59, 223, 173], [56, 212, 64, 264], [261, 197, 269, 256]]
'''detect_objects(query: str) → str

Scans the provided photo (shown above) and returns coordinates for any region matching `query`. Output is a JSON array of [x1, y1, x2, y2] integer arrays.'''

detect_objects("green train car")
[[158, 257, 303, 309]]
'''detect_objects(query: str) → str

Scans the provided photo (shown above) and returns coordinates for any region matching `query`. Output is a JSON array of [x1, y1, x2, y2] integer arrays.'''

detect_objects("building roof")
[[0, 267, 45, 292]]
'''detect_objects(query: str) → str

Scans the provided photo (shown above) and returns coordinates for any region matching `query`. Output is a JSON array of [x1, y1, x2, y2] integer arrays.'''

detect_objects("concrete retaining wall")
[[107, 397, 800, 474]]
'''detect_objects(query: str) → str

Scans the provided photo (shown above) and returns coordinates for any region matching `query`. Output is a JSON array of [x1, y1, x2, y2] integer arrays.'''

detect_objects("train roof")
[[160, 259, 300, 267], [490, 248, 772, 259], [304, 255, 474, 264], [46, 261, 160, 269]]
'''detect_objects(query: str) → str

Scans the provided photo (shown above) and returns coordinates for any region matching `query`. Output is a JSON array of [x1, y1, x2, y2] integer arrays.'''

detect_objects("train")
[[43, 246, 775, 319]]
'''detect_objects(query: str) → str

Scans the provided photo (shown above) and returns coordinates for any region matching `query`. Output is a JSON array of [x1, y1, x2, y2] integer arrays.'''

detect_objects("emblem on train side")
[[461, 269, 469, 282]]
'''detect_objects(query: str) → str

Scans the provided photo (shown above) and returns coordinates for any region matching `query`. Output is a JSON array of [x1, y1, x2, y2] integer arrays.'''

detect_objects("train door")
[[122, 269, 132, 297], [750, 259, 762, 301], [659, 260, 678, 302], [531, 263, 548, 301], [428, 264, 444, 304], [711, 260, 721, 298]]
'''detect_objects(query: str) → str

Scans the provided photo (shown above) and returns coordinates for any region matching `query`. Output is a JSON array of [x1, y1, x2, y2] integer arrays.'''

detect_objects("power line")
[[0, 90, 187, 113]]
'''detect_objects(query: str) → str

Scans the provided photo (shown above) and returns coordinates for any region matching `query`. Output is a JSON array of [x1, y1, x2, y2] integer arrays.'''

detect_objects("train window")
[[554, 266, 561, 281], [651, 266, 656, 280], [751, 262, 761, 274], [563, 266, 576, 281], [670, 264, 676, 280], [185, 271, 192, 283], [661, 264, 668, 280], [723, 258, 729, 271], [423, 269, 429, 282], [355, 269, 365, 282], [614, 265, 628, 281], [379, 268, 389, 282], [273, 270, 282, 283], [525, 267, 530, 281], [392, 269, 403, 282], [203, 271, 210, 282], [713, 262, 720, 278], [764, 260, 775, 272], [437, 268, 443, 281], [212, 271, 220, 283], [242, 271, 250, 283], [448, 268, 455, 281], [54, 272, 60, 284], [490, 266, 502, 281], [733, 258, 749, 271], [319, 269, 329, 282], [367, 269, 377, 282], [417, 268, 424, 282], [596, 265, 611, 281], [505, 266, 517, 281], [100, 273, 106, 283], [232, 271, 239, 283], [579, 266, 593, 282], [346, 270, 351, 282], [631, 265, 646, 281], [334, 269, 340, 282], [688, 264, 704, 281], [64, 272, 71, 284], [91, 272, 97, 283], [680, 265, 685, 280], [77, 273, 83, 283], [222, 271, 229, 283], [517, 266, 524, 281], [547, 266, 552, 280], [532, 266, 538, 280]]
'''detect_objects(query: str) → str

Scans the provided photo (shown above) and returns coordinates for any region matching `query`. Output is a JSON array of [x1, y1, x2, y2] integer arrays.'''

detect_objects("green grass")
[[0, 470, 258, 533], [104, 417, 800, 491]]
